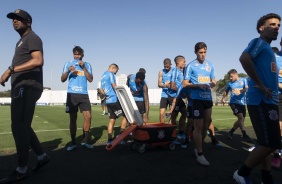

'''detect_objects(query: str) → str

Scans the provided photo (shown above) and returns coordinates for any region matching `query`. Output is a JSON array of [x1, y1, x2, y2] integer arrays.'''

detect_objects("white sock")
[[37, 153, 46, 160], [16, 166, 27, 173], [103, 110, 105, 114]]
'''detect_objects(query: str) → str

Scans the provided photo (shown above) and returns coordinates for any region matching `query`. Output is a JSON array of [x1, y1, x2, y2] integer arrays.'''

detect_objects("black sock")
[[238, 164, 251, 177], [242, 130, 247, 136], [261, 169, 274, 184], [119, 128, 125, 134], [83, 131, 89, 141], [108, 133, 113, 140], [197, 152, 203, 156], [71, 135, 76, 145], [179, 131, 184, 134], [229, 128, 235, 134]]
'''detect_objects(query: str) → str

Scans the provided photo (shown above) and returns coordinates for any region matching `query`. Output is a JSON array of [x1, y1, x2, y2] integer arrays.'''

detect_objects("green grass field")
[[0, 105, 252, 153]]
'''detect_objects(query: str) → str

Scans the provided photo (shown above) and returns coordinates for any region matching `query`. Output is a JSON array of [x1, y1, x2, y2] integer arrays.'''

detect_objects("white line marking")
[[0, 117, 250, 135]]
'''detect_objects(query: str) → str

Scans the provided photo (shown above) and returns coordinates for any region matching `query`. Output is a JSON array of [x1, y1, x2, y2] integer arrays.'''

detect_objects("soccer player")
[[128, 72, 149, 123], [271, 42, 282, 169], [61, 46, 93, 151], [167, 56, 186, 143], [100, 64, 127, 145], [233, 13, 281, 184], [183, 42, 216, 166], [158, 58, 173, 123], [221, 69, 253, 143]]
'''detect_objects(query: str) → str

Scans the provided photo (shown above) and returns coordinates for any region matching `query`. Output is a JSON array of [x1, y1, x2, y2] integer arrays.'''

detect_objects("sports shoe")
[[102, 113, 105, 116], [173, 139, 180, 145], [33, 155, 50, 172], [243, 134, 253, 143], [176, 133, 186, 144], [106, 140, 112, 146], [211, 137, 222, 147], [233, 170, 252, 184], [271, 157, 281, 168], [66, 144, 77, 151], [279, 149, 282, 156], [227, 132, 233, 140], [181, 139, 189, 149], [0, 170, 27, 184], [81, 142, 94, 149], [196, 155, 210, 166], [116, 135, 126, 145], [247, 146, 255, 152]]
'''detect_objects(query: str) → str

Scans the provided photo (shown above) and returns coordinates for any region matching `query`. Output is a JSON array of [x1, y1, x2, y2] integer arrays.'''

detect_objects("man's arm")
[[239, 52, 271, 97], [182, 80, 210, 90], [158, 70, 167, 88], [79, 61, 93, 82], [1, 51, 44, 86]]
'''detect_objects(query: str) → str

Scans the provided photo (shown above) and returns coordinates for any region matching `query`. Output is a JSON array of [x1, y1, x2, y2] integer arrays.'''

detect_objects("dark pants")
[[11, 86, 44, 167]]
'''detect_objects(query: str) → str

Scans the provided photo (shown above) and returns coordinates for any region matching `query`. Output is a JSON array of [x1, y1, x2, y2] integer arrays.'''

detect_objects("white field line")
[[0, 117, 250, 135]]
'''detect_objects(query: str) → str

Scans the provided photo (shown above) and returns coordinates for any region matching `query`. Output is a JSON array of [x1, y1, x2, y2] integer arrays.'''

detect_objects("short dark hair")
[[110, 63, 119, 69], [136, 71, 145, 80], [139, 68, 146, 74], [195, 42, 207, 53], [257, 13, 281, 33], [163, 58, 171, 65], [174, 55, 185, 64], [73, 46, 84, 54], [228, 69, 237, 76]]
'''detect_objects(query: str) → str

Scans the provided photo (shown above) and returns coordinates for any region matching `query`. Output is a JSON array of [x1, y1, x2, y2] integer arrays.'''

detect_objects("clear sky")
[[0, 0, 282, 91]]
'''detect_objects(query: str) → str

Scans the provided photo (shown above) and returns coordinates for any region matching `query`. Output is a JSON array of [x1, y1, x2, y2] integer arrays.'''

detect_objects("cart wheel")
[[130, 141, 138, 150], [138, 144, 146, 154], [169, 143, 176, 151]]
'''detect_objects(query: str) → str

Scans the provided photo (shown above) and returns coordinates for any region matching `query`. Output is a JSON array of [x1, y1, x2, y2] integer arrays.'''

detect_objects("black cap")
[[7, 9, 32, 23]]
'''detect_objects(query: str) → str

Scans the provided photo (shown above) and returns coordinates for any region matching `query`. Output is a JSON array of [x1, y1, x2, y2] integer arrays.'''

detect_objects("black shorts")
[[136, 101, 145, 114], [101, 99, 106, 106], [230, 103, 246, 117], [279, 94, 282, 121], [192, 99, 213, 119], [65, 93, 91, 113], [247, 102, 281, 149], [186, 106, 193, 118], [160, 97, 173, 109], [173, 98, 186, 112], [107, 102, 124, 119]]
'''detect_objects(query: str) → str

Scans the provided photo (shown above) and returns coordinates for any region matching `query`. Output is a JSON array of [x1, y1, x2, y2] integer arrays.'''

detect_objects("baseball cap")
[[7, 9, 32, 23]]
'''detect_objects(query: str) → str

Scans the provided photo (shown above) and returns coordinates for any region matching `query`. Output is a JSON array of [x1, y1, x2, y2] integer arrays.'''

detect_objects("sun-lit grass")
[[0, 105, 252, 152]]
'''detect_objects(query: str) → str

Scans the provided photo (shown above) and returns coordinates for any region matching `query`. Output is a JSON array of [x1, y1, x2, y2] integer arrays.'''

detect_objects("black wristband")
[[8, 66, 14, 74]]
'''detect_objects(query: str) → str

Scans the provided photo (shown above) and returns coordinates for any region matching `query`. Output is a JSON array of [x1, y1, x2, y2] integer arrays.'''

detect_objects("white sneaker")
[[196, 155, 210, 166], [233, 170, 252, 184], [247, 146, 255, 152]]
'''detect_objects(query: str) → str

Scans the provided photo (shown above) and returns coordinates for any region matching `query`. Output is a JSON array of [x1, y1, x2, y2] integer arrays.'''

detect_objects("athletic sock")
[[103, 110, 105, 114], [83, 131, 90, 142], [261, 169, 274, 184], [119, 128, 125, 134], [242, 130, 247, 137], [16, 166, 27, 174], [37, 153, 47, 160], [238, 164, 251, 177], [197, 152, 203, 156], [229, 128, 235, 134], [71, 134, 76, 145], [108, 133, 113, 140]]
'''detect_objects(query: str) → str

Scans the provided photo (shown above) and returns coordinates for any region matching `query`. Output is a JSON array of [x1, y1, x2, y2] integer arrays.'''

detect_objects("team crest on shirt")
[[268, 110, 278, 121], [271, 62, 278, 73], [234, 109, 238, 114], [158, 129, 165, 139], [205, 66, 211, 72], [194, 110, 200, 117]]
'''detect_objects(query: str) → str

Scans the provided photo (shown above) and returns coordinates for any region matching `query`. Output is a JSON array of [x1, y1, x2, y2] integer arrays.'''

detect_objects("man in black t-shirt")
[[0, 9, 50, 183]]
